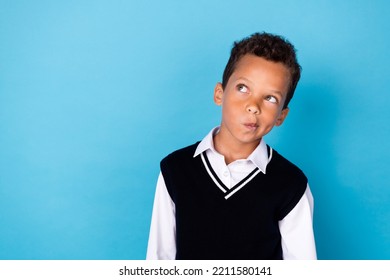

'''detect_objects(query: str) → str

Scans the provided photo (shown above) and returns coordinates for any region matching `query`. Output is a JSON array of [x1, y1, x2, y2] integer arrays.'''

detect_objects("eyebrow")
[[268, 89, 283, 96]]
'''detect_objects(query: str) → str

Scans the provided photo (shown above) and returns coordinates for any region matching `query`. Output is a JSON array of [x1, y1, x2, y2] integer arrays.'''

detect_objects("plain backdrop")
[[1, 0, 389, 259]]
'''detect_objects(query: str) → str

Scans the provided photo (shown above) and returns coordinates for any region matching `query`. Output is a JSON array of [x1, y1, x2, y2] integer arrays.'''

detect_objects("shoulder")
[[268, 148, 309, 219], [161, 142, 200, 168], [268, 148, 307, 183], [159, 142, 201, 200]]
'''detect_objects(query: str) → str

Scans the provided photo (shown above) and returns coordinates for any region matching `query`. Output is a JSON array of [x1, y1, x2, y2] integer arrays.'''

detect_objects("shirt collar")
[[194, 126, 271, 173], [194, 127, 219, 157]]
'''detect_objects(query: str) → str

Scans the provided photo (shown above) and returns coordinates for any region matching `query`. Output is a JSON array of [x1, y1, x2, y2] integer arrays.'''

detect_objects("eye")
[[237, 84, 249, 93], [265, 95, 278, 104]]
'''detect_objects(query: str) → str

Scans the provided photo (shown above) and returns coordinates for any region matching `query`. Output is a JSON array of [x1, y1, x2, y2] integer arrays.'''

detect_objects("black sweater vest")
[[160, 142, 307, 260]]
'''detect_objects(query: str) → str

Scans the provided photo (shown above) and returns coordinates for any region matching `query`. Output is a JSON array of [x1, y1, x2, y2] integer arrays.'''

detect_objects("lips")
[[243, 122, 259, 130]]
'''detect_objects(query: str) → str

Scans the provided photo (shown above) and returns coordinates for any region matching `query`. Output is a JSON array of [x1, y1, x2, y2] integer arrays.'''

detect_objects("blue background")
[[1, 0, 389, 260]]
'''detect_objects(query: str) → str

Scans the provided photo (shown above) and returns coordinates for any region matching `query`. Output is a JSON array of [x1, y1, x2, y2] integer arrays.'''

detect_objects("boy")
[[147, 32, 317, 260]]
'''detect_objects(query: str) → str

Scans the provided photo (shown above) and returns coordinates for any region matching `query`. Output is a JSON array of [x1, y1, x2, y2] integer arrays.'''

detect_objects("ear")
[[275, 108, 289, 126], [213, 83, 224, 106]]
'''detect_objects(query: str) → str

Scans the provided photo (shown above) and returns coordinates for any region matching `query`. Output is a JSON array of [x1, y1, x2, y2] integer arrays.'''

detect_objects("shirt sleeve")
[[279, 184, 317, 260], [146, 172, 177, 260]]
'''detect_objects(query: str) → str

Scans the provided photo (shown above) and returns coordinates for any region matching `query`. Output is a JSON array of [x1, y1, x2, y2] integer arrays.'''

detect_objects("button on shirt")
[[146, 127, 317, 260]]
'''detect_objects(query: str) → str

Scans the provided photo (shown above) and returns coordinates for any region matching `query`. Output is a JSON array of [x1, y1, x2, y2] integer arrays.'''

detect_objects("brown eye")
[[265, 95, 278, 104], [237, 84, 248, 93]]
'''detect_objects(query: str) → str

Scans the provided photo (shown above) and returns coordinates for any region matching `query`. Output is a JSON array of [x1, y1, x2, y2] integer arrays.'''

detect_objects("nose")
[[246, 104, 260, 115]]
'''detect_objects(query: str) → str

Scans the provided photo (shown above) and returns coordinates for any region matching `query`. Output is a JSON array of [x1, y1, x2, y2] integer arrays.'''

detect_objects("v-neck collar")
[[200, 151, 262, 200]]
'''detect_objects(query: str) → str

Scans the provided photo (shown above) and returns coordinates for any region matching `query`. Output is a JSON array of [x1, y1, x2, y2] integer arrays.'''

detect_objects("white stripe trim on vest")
[[201, 151, 268, 199], [200, 152, 227, 193], [224, 169, 262, 199]]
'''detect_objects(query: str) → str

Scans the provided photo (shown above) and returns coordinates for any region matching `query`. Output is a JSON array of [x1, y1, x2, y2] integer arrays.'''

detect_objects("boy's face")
[[214, 54, 290, 147]]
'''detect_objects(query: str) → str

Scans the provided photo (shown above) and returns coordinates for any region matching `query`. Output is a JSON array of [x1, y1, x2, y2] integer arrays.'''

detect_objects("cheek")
[[222, 95, 240, 112], [222, 104, 235, 120], [263, 107, 283, 124], [226, 101, 244, 119], [262, 103, 279, 114]]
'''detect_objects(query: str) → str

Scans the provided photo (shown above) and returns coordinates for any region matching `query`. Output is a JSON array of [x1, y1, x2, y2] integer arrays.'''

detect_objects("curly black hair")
[[222, 32, 301, 109]]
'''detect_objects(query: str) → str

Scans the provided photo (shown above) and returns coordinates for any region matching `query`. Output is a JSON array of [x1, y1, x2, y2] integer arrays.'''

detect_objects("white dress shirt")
[[147, 127, 317, 260]]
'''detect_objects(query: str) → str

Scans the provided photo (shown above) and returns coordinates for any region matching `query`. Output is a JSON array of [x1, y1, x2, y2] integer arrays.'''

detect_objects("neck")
[[213, 130, 260, 165]]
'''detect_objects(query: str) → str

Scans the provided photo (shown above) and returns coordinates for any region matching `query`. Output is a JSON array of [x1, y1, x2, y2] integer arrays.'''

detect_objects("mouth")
[[243, 122, 259, 131]]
